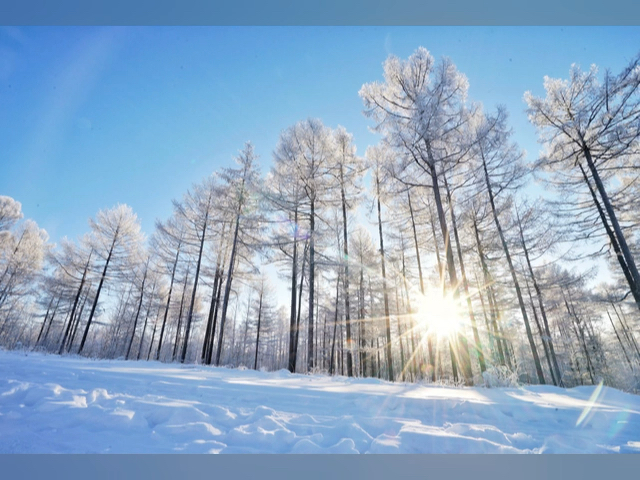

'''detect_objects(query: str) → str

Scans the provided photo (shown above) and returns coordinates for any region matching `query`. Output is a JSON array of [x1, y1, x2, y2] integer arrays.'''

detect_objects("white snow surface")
[[1, 350, 639, 453]]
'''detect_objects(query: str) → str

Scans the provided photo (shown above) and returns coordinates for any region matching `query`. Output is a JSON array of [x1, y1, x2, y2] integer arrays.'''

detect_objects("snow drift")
[[0, 350, 639, 453]]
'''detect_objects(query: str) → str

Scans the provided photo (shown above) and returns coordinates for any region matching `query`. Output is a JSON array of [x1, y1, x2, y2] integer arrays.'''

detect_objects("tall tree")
[[215, 142, 262, 365], [78, 204, 143, 355], [360, 47, 474, 384], [525, 56, 640, 310], [328, 126, 364, 377]]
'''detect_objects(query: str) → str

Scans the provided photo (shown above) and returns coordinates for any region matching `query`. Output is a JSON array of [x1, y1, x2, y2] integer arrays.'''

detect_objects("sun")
[[414, 290, 463, 339]]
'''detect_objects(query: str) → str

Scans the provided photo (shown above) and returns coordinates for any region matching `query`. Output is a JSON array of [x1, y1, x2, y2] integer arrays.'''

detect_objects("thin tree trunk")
[[307, 197, 316, 372], [524, 275, 557, 386], [216, 211, 242, 366], [579, 163, 640, 310], [607, 309, 634, 371], [147, 306, 162, 361], [375, 171, 394, 382], [293, 241, 309, 372], [58, 250, 93, 354], [42, 297, 61, 348], [444, 174, 486, 374], [476, 275, 496, 364], [612, 302, 640, 362], [394, 284, 406, 381], [69, 285, 91, 352], [329, 273, 340, 375], [287, 207, 299, 372], [181, 210, 209, 363], [339, 167, 354, 377], [481, 153, 545, 384], [562, 289, 595, 384], [581, 148, 640, 305], [126, 262, 149, 360], [202, 223, 228, 364], [36, 294, 56, 347], [137, 280, 157, 361], [408, 191, 430, 379], [254, 286, 264, 370], [79, 230, 119, 354], [516, 208, 564, 386], [359, 263, 367, 377], [157, 244, 181, 361], [173, 262, 191, 361], [424, 149, 472, 385]]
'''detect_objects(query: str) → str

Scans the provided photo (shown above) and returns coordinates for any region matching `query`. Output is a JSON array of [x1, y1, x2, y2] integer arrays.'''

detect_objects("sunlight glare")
[[415, 290, 463, 339]]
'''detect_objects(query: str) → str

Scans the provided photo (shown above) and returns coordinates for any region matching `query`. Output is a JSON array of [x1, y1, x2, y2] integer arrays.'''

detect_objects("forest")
[[2, 46, 640, 392]]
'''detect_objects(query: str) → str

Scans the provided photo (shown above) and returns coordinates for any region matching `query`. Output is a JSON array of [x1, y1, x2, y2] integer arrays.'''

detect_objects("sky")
[[2, 26, 640, 246]]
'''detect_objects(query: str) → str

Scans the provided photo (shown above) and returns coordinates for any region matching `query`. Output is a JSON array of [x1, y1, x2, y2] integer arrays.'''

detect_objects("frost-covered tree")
[[153, 213, 187, 361], [0, 197, 48, 341], [78, 204, 143, 354], [270, 119, 333, 373], [174, 176, 219, 363], [360, 47, 474, 384], [525, 55, 640, 310], [0, 196, 23, 233], [215, 142, 263, 366], [326, 126, 365, 377]]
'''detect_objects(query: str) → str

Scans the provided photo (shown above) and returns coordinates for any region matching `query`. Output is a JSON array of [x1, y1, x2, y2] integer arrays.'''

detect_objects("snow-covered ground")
[[1, 350, 639, 453]]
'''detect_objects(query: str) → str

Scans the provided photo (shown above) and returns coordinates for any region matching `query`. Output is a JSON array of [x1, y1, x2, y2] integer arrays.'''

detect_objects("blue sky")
[[1, 26, 639, 245]]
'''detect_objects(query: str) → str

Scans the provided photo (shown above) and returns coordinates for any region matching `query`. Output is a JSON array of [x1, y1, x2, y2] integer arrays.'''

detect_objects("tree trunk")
[[137, 280, 156, 361], [516, 209, 564, 386], [329, 273, 340, 375], [607, 309, 634, 372], [444, 174, 485, 374], [126, 262, 149, 360], [287, 207, 299, 372], [408, 191, 430, 379], [339, 168, 354, 377], [307, 197, 316, 372], [293, 241, 308, 372], [173, 262, 191, 361], [424, 149, 472, 385], [157, 244, 180, 361], [254, 287, 264, 370], [216, 212, 241, 366], [524, 275, 557, 386], [181, 211, 208, 363], [359, 263, 367, 377], [79, 230, 119, 354], [375, 171, 394, 382], [69, 286, 91, 352], [59, 250, 93, 354], [481, 154, 545, 384], [36, 294, 56, 347], [582, 147, 640, 305]]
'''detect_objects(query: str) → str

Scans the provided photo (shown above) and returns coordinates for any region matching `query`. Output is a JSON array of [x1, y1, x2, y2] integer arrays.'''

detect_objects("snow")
[[0, 350, 639, 453]]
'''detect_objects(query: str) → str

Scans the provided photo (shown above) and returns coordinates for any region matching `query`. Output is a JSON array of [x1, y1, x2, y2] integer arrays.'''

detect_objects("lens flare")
[[414, 290, 463, 339]]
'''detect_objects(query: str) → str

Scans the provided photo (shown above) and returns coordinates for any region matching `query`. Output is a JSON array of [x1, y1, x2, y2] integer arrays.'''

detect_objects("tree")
[[470, 108, 546, 384], [215, 142, 262, 365], [367, 145, 395, 382], [174, 176, 219, 363], [78, 204, 143, 355], [360, 47, 474, 384], [327, 126, 365, 377], [525, 55, 640, 310], [270, 119, 333, 372], [153, 214, 187, 361], [0, 197, 48, 339]]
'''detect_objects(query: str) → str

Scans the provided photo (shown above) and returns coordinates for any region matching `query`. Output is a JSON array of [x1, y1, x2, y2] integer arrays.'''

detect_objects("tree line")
[[2, 47, 640, 390]]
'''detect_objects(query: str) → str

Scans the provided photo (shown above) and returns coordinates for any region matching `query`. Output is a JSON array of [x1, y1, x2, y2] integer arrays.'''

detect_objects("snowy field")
[[1, 350, 639, 454]]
